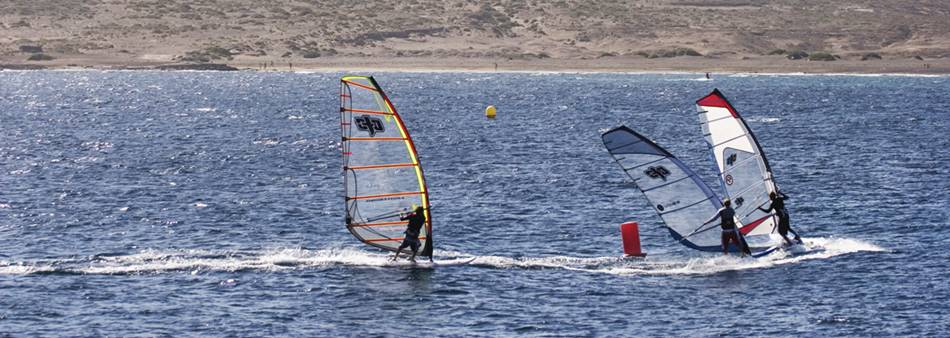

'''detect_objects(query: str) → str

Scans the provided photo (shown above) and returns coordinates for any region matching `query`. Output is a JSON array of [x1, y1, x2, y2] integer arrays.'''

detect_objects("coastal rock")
[[19, 45, 43, 53], [786, 50, 809, 60], [808, 52, 838, 61], [26, 53, 54, 61]]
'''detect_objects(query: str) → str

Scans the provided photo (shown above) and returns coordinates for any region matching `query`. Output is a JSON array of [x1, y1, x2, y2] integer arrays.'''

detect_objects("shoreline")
[[3, 55, 949, 76], [6, 67, 948, 79]]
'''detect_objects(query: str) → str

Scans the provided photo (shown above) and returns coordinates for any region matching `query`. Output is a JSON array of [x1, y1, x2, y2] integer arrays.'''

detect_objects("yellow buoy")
[[485, 105, 496, 119]]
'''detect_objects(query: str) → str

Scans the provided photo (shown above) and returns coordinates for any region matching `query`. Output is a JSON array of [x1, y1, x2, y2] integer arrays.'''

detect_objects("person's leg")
[[784, 216, 800, 241], [722, 233, 729, 255], [782, 215, 797, 244], [778, 225, 793, 245], [408, 240, 419, 262], [393, 242, 408, 261]]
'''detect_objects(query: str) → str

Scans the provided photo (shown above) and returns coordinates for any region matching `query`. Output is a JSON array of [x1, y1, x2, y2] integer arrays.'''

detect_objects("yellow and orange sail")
[[339, 76, 432, 256]]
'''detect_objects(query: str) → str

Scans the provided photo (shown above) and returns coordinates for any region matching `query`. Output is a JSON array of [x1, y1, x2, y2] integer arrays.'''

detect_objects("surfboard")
[[389, 257, 476, 267], [751, 239, 816, 258]]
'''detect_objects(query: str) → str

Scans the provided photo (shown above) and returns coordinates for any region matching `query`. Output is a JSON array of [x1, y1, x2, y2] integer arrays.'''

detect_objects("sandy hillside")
[[1, 0, 949, 72]]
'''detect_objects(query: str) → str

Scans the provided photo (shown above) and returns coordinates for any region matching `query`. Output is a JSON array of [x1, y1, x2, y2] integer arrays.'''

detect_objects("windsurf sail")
[[696, 89, 780, 240], [602, 125, 750, 252], [339, 76, 432, 257]]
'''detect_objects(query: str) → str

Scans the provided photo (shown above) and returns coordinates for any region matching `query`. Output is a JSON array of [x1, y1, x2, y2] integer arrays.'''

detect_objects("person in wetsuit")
[[392, 206, 425, 262], [702, 198, 750, 256], [759, 191, 800, 245]]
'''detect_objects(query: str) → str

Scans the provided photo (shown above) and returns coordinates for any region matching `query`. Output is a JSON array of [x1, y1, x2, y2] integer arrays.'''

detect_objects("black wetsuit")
[[398, 211, 425, 252], [762, 193, 791, 236], [719, 207, 737, 231]]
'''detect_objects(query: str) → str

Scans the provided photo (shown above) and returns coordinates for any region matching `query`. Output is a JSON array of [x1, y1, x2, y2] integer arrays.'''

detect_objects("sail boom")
[[347, 163, 417, 171], [366, 236, 428, 243], [349, 221, 409, 228], [345, 137, 409, 142]]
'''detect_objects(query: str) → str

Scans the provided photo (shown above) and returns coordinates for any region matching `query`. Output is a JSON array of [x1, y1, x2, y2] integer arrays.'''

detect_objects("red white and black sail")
[[696, 89, 778, 239]]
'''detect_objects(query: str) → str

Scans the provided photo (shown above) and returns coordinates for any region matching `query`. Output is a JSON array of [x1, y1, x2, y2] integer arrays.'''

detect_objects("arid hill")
[[1, 0, 948, 70]]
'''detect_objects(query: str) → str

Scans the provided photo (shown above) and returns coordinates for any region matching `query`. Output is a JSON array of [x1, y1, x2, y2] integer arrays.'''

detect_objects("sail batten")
[[342, 108, 394, 115], [340, 76, 432, 256]]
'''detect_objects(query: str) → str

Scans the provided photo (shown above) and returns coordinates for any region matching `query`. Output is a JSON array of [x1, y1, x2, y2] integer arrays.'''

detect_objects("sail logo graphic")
[[644, 166, 671, 181], [355, 115, 385, 136], [726, 153, 737, 166]]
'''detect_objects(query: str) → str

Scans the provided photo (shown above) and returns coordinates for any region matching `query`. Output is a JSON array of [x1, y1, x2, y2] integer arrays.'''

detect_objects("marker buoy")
[[620, 221, 646, 257], [485, 105, 496, 119]]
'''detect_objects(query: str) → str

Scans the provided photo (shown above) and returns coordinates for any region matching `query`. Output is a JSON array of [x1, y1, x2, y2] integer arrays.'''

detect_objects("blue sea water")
[[0, 70, 947, 336]]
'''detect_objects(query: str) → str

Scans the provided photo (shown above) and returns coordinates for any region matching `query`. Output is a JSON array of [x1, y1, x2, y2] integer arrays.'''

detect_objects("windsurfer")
[[392, 206, 425, 262], [759, 191, 800, 245], [702, 198, 749, 256]]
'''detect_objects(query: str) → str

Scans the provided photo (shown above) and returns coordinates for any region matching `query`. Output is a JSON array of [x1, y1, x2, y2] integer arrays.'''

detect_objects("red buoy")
[[620, 221, 647, 257]]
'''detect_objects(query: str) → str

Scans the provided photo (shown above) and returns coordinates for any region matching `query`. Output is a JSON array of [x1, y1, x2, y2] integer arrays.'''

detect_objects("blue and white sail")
[[696, 89, 779, 240], [601, 126, 732, 251]]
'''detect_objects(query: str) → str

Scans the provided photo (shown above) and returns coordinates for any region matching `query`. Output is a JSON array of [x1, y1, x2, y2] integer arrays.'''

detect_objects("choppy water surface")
[[0, 71, 947, 336]]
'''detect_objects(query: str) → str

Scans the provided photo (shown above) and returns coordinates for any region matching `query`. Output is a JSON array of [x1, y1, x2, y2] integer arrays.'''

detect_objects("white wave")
[[748, 117, 781, 123], [465, 254, 624, 270], [662, 77, 713, 82], [0, 247, 465, 275], [0, 237, 882, 276], [252, 138, 280, 145], [726, 72, 948, 78], [0, 261, 59, 275], [589, 237, 885, 276]]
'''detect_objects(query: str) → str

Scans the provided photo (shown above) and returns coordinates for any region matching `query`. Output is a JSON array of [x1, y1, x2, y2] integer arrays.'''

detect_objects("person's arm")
[[759, 203, 773, 213], [702, 208, 723, 226]]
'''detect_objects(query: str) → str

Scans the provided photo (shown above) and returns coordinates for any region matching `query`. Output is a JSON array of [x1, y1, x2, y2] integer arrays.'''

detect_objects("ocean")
[[0, 70, 947, 336]]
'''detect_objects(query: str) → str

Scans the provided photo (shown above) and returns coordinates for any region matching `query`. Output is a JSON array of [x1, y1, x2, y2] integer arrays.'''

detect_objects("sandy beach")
[[4, 54, 950, 75]]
